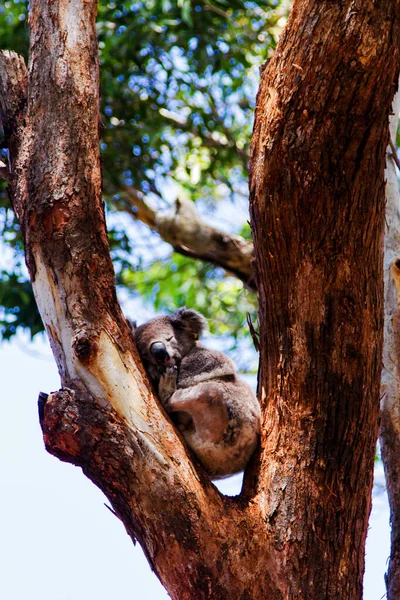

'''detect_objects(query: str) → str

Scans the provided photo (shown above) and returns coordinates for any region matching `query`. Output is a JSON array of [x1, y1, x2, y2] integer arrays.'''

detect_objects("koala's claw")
[[158, 364, 178, 405]]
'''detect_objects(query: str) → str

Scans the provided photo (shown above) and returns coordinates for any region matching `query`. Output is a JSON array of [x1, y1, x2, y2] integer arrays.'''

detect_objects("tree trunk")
[[248, 0, 400, 597], [0, 1, 399, 599], [380, 86, 400, 599]]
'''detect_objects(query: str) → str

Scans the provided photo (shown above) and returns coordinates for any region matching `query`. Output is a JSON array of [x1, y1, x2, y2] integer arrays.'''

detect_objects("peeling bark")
[[1, 1, 400, 599], [380, 87, 400, 600], [0, 50, 27, 201]]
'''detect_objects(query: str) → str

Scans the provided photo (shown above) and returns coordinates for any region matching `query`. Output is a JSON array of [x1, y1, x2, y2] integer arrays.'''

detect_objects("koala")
[[134, 308, 261, 479]]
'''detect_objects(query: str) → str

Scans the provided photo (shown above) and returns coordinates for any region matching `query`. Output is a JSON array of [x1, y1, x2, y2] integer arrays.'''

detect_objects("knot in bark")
[[72, 331, 98, 362]]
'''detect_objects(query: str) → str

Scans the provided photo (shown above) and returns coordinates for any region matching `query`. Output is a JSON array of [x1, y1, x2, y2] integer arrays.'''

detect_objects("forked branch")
[[0, 3, 268, 599]]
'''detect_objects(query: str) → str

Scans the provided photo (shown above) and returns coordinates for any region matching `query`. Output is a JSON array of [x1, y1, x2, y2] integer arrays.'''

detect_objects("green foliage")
[[0, 0, 287, 342], [0, 269, 43, 339], [121, 252, 257, 338], [97, 0, 282, 202], [0, 1, 28, 59]]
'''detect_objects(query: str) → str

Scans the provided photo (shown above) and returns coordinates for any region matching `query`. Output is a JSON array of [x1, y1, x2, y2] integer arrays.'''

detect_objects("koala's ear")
[[126, 318, 137, 333], [171, 308, 207, 339]]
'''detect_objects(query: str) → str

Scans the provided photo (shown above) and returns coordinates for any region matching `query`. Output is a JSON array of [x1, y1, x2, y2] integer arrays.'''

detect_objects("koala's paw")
[[158, 364, 178, 406]]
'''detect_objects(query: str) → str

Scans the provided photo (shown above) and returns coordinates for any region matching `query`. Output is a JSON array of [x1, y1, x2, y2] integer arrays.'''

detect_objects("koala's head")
[[134, 308, 207, 379]]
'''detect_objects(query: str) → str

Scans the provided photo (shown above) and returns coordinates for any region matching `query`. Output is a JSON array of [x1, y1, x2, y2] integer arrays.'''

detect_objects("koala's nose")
[[150, 342, 170, 364]]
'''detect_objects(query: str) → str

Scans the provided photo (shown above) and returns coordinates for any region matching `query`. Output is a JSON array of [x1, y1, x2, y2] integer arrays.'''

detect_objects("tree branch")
[[0, 50, 27, 138], [40, 387, 259, 598], [121, 187, 256, 290], [0, 53, 255, 292], [3, 1, 400, 599], [389, 136, 400, 171], [0, 51, 27, 210], [120, 186, 157, 229], [0, 2, 271, 598], [380, 84, 400, 600]]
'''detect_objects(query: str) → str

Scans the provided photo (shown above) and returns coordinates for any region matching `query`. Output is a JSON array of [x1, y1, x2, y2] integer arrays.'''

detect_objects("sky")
[[0, 333, 391, 600]]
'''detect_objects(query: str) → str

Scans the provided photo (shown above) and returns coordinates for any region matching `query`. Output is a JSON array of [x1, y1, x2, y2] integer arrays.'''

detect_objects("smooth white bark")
[[381, 87, 400, 427]]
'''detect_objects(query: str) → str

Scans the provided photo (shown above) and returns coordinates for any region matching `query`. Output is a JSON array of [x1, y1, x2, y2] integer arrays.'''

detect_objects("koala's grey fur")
[[134, 308, 261, 479]]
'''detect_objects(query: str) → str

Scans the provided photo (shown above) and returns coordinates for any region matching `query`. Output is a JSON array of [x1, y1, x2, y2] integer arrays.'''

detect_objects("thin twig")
[[389, 137, 400, 171], [246, 313, 260, 352], [202, 1, 229, 19]]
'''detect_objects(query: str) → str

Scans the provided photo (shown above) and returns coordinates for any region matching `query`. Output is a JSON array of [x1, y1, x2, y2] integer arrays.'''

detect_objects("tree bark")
[[0, 1, 399, 599], [0, 50, 27, 196], [380, 87, 400, 600], [249, 1, 400, 598], [0, 3, 268, 599], [119, 188, 256, 289]]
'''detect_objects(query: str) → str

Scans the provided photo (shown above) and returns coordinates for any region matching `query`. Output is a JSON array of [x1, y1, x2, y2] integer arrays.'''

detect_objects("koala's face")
[[135, 308, 207, 379]]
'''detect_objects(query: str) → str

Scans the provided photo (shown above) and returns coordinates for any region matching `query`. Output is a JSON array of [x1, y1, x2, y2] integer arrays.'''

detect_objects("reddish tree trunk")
[[249, 1, 400, 596], [0, 0, 399, 599]]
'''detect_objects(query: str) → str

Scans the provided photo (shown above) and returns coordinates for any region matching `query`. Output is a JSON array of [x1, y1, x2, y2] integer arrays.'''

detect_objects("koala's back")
[[173, 346, 261, 478], [177, 347, 236, 389]]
